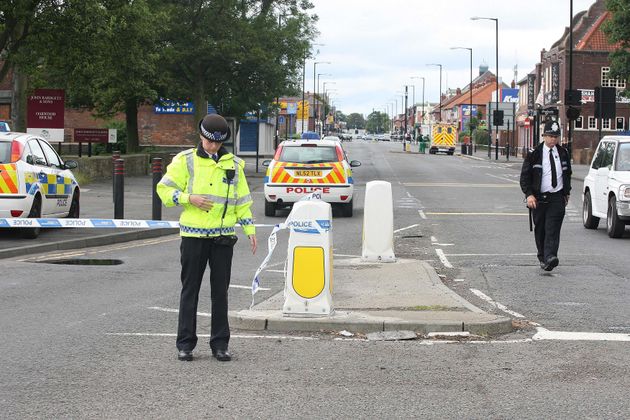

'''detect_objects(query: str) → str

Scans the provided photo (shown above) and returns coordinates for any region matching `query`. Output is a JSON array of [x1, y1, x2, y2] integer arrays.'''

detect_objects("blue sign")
[[286, 103, 298, 115], [501, 88, 519, 103], [207, 103, 217, 114], [154, 99, 195, 114], [278, 116, 286, 124], [461, 105, 478, 117]]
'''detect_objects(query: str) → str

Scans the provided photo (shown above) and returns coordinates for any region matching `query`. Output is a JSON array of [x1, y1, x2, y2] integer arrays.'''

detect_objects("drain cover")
[[39, 259, 123, 266]]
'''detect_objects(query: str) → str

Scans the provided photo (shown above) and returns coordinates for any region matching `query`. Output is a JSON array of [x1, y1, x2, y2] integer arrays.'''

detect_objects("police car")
[[0, 132, 80, 238], [263, 139, 361, 217], [582, 135, 630, 238]]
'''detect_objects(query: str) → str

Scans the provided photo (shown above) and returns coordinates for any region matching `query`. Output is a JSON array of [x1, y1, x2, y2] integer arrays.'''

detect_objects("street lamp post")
[[317, 73, 331, 136], [303, 44, 325, 133], [427, 64, 443, 122], [471, 16, 499, 159], [451, 47, 473, 153], [412, 76, 426, 126], [313, 61, 330, 133]]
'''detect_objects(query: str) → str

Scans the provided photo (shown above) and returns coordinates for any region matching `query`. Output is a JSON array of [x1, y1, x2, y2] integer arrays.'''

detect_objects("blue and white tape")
[[0, 218, 276, 229]]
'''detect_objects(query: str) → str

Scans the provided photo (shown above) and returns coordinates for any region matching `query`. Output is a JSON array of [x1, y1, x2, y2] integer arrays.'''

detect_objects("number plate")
[[294, 170, 322, 177]]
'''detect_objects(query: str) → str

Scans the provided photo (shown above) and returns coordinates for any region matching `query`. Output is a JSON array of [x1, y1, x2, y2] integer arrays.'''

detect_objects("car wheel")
[[607, 196, 625, 238], [67, 189, 80, 218], [264, 199, 276, 217], [582, 191, 599, 229], [341, 199, 353, 217], [22, 195, 42, 239]]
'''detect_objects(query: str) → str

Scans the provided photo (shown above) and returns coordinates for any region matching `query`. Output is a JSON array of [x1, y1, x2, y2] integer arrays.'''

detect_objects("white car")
[[582, 135, 630, 238], [263, 139, 361, 217], [0, 132, 80, 238]]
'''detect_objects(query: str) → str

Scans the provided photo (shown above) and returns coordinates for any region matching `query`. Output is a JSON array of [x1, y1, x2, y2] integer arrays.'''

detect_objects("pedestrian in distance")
[[157, 113, 257, 362], [519, 120, 572, 271]]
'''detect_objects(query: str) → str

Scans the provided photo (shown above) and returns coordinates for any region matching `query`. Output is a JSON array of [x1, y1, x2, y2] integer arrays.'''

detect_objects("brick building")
[[530, 0, 629, 162]]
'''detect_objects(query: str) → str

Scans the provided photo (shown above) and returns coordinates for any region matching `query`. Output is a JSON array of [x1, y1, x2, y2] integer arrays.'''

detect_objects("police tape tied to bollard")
[[250, 192, 330, 309], [0, 218, 272, 229]]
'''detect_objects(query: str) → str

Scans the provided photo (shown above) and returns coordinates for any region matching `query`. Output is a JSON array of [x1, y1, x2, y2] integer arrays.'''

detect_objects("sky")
[[305, 0, 596, 117]]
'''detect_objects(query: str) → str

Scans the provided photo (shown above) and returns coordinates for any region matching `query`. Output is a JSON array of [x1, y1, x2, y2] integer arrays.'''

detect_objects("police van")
[[262, 139, 361, 217], [0, 132, 80, 238]]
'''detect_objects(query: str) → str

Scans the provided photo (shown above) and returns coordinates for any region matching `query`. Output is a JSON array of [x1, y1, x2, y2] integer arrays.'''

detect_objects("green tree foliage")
[[604, 0, 630, 97], [158, 0, 317, 125], [366, 111, 389, 134], [346, 112, 365, 129]]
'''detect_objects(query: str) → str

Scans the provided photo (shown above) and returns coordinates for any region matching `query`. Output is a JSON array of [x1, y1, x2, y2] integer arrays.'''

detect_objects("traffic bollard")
[[114, 158, 124, 219], [152, 158, 163, 221], [112, 151, 120, 203], [495, 139, 499, 160]]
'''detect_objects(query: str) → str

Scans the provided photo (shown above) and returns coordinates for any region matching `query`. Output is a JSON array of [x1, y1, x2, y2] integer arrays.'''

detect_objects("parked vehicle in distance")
[[429, 123, 457, 155], [262, 138, 361, 217], [0, 131, 80, 238], [582, 135, 630, 238], [322, 135, 341, 142]]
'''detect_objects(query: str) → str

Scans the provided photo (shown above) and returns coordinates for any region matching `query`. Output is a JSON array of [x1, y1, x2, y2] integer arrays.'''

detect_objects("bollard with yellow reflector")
[[283, 199, 334, 316]]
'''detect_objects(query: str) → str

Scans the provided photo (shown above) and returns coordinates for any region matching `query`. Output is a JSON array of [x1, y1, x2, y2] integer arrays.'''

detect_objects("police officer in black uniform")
[[520, 120, 572, 271]]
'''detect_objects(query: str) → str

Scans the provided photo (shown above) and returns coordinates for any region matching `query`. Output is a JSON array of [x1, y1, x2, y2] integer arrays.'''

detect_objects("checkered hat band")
[[200, 124, 228, 142]]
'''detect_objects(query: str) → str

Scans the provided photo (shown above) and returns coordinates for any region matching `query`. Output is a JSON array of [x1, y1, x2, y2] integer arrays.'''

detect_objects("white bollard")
[[361, 180, 396, 262], [283, 199, 334, 316]]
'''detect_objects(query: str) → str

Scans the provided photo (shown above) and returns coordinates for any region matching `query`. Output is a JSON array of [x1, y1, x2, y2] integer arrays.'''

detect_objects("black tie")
[[212, 154, 218, 162], [549, 149, 557, 188]]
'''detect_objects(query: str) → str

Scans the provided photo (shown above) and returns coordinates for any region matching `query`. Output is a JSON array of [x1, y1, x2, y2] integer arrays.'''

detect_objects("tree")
[[603, 0, 630, 97], [366, 111, 389, 134], [346, 113, 365, 129], [158, 0, 316, 127]]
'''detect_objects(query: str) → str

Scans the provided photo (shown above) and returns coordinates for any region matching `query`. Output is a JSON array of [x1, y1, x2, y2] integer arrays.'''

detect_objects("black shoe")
[[213, 349, 232, 362], [543, 256, 559, 272], [178, 350, 193, 361]]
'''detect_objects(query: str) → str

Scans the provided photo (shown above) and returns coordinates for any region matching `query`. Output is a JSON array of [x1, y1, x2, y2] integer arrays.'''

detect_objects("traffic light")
[[493, 110, 504, 126]]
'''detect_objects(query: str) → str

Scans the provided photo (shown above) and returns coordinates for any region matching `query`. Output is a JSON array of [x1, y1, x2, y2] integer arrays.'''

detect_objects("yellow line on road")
[[403, 183, 519, 188], [426, 212, 528, 216]]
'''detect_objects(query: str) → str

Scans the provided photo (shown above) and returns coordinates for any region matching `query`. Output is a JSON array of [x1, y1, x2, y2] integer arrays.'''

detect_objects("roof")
[[280, 139, 340, 147]]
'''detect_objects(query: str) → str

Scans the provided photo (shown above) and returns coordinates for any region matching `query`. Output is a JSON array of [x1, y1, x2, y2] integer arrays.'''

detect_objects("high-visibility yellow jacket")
[[157, 144, 255, 238]]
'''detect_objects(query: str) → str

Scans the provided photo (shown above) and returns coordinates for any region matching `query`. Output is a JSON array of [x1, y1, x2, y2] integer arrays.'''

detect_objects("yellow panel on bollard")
[[362, 180, 396, 262], [283, 199, 334, 316]]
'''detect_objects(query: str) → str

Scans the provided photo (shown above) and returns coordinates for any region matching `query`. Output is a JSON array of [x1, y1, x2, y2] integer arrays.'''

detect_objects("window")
[[601, 67, 626, 89], [602, 119, 611, 130], [616, 117, 625, 131], [592, 141, 608, 170], [603, 142, 616, 169], [588, 116, 597, 129], [27, 139, 46, 165], [39, 139, 62, 168], [574, 116, 583, 129], [616, 143, 630, 171]]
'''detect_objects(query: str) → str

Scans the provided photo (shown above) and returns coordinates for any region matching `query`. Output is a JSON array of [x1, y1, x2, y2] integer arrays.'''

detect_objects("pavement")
[[0, 149, 590, 338]]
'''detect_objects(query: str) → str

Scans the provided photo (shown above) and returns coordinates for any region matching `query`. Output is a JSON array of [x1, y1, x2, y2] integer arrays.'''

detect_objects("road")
[[2, 141, 630, 418]]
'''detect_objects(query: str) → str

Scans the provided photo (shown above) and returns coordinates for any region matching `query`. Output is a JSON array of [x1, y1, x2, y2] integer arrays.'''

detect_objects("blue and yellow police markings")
[[37, 172, 73, 197]]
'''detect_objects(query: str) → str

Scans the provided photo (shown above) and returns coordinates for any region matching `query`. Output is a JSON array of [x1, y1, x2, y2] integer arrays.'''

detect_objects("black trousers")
[[177, 237, 233, 352], [532, 192, 566, 263]]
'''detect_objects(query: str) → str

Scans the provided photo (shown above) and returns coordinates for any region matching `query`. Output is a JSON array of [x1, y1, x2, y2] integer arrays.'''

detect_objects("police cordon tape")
[[0, 218, 277, 229]]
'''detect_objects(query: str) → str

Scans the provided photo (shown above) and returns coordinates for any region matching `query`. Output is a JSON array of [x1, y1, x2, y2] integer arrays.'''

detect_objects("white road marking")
[[426, 212, 527, 216], [106, 332, 318, 340], [265, 269, 285, 273], [430, 236, 438, 242], [485, 173, 520, 184], [533, 327, 630, 342], [148, 306, 210, 317], [469, 289, 525, 318], [454, 278, 465, 282], [394, 224, 420, 233], [435, 249, 453, 269], [446, 252, 536, 257], [230, 284, 270, 291], [334, 254, 361, 258], [418, 210, 427, 219], [432, 243, 454, 246]]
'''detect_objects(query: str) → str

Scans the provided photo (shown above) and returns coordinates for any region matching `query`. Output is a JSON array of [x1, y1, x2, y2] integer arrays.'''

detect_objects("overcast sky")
[[305, 0, 596, 117]]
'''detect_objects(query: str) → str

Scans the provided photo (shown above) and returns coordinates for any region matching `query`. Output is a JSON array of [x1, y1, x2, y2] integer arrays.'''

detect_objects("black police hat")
[[543, 120, 561, 137], [199, 114, 230, 142]]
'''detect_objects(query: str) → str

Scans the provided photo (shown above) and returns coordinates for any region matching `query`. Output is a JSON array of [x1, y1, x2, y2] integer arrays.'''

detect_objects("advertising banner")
[[27, 89, 65, 142], [154, 99, 195, 114], [527, 74, 536, 110]]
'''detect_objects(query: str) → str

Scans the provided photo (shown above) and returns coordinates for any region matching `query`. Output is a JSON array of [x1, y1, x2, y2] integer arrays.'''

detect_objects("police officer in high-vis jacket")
[[158, 113, 257, 362], [520, 120, 571, 272]]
